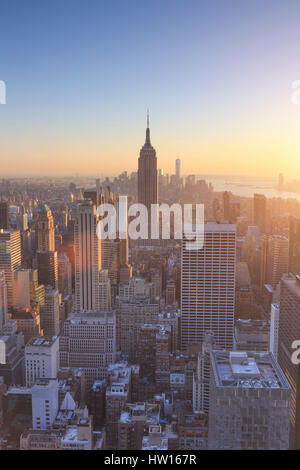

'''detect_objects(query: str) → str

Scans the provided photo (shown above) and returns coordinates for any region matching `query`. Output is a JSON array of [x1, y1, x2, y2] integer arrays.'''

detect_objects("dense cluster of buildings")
[[1, 119, 300, 450]]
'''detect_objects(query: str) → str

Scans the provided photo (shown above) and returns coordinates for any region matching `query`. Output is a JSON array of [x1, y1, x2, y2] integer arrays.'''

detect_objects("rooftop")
[[27, 336, 58, 347], [211, 350, 290, 390]]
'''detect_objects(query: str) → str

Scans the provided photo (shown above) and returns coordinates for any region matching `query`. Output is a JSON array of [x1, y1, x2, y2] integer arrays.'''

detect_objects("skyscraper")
[[253, 193, 267, 233], [208, 351, 290, 450], [99, 269, 112, 310], [59, 311, 116, 390], [36, 205, 55, 252], [40, 287, 60, 337], [37, 251, 58, 290], [36, 205, 58, 290], [58, 252, 72, 298], [74, 201, 101, 312], [181, 223, 236, 351], [223, 191, 231, 221], [137, 111, 158, 239], [0, 229, 22, 309], [260, 235, 289, 290], [288, 216, 300, 275], [278, 274, 300, 449], [267, 235, 289, 289], [0, 271, 8, 331]]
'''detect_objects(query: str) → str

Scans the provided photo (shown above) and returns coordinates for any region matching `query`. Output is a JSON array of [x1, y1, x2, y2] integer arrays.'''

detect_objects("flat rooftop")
[[281, 274, 300, 299], [211, 350, 290, 390], [27, 336, 58, 347], [184, 223, 236, 233], [68, 311, 115, 324]]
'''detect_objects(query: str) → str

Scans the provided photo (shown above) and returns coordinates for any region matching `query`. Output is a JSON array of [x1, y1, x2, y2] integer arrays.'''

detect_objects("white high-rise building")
[[181, 223, 236, 351], [0, 271, 8, 331], [25, 336, 59, 387], [75, 201, 101, 312], [32, 379, 59, 430]]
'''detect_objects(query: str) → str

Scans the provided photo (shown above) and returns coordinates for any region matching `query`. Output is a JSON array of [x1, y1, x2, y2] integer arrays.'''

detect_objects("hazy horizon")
[[1, 0, 300, 177]]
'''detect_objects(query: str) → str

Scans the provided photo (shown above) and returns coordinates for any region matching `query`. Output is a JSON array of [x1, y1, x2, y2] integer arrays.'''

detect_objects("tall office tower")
[[181, 223, 236, 351], [223, 191, 231, 221], [40, 287, 60, 337], [119, 264, 132, 284], [13, 268, 31, 310], [74, 201, 101, 312], [267, 235, 289, 288], [30, 269, 45, 309], [117, 300, 159, 361], [278, 274, 300, 449], [260, 235, 289, 290], [260, 235, 269, 291], [137, 112, 158, 239], [0, 271, 8, 331], [193, 331, 216, 414], [208, 351, 290, 450], [270, 302, 280, 361], [136, 324, 171, 392], [59, 311, 116, 391], [212, 198, 222, 223], [37, 251, 58, 290], [0, 201, 9, 230], [36, 205, 58, 290], [99, 269, 111, 310], [58, 253, 72, 298], [136, 324, 158, 383], [116, 195, 128, 266], [288, 217, 300, 275], [0, 229, 21, 309], [32, 379, 59, 430], [102, 239, 121, 286], [36, 205, 55, 252], [25, 336, 59, 387], [175, 158, 181, 179], [253, 193, 267, 233]]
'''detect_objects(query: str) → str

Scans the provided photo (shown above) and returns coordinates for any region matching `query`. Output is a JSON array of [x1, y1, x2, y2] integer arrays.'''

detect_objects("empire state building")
[[137, 112, 158, 238]]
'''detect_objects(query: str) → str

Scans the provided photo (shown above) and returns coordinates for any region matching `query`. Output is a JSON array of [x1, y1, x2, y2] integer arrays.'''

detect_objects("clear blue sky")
[[1, 0, 300, 176]]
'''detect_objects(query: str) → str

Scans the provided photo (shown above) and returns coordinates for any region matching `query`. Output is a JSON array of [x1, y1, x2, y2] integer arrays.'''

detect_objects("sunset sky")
[[1, 0, 300, 177]]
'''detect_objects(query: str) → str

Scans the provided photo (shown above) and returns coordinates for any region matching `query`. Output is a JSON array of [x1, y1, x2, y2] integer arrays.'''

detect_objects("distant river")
[[194, 175, 300, 201]]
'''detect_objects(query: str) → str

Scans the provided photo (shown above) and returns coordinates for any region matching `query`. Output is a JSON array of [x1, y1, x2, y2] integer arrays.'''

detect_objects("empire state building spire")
[[138, 111, 158, 242], [145, 108, 151, 146]]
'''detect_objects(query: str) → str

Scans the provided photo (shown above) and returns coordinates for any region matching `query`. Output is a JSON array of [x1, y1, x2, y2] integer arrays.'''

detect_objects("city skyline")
[[2, 0, 300, 454], [1, 0, 300, 177]]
